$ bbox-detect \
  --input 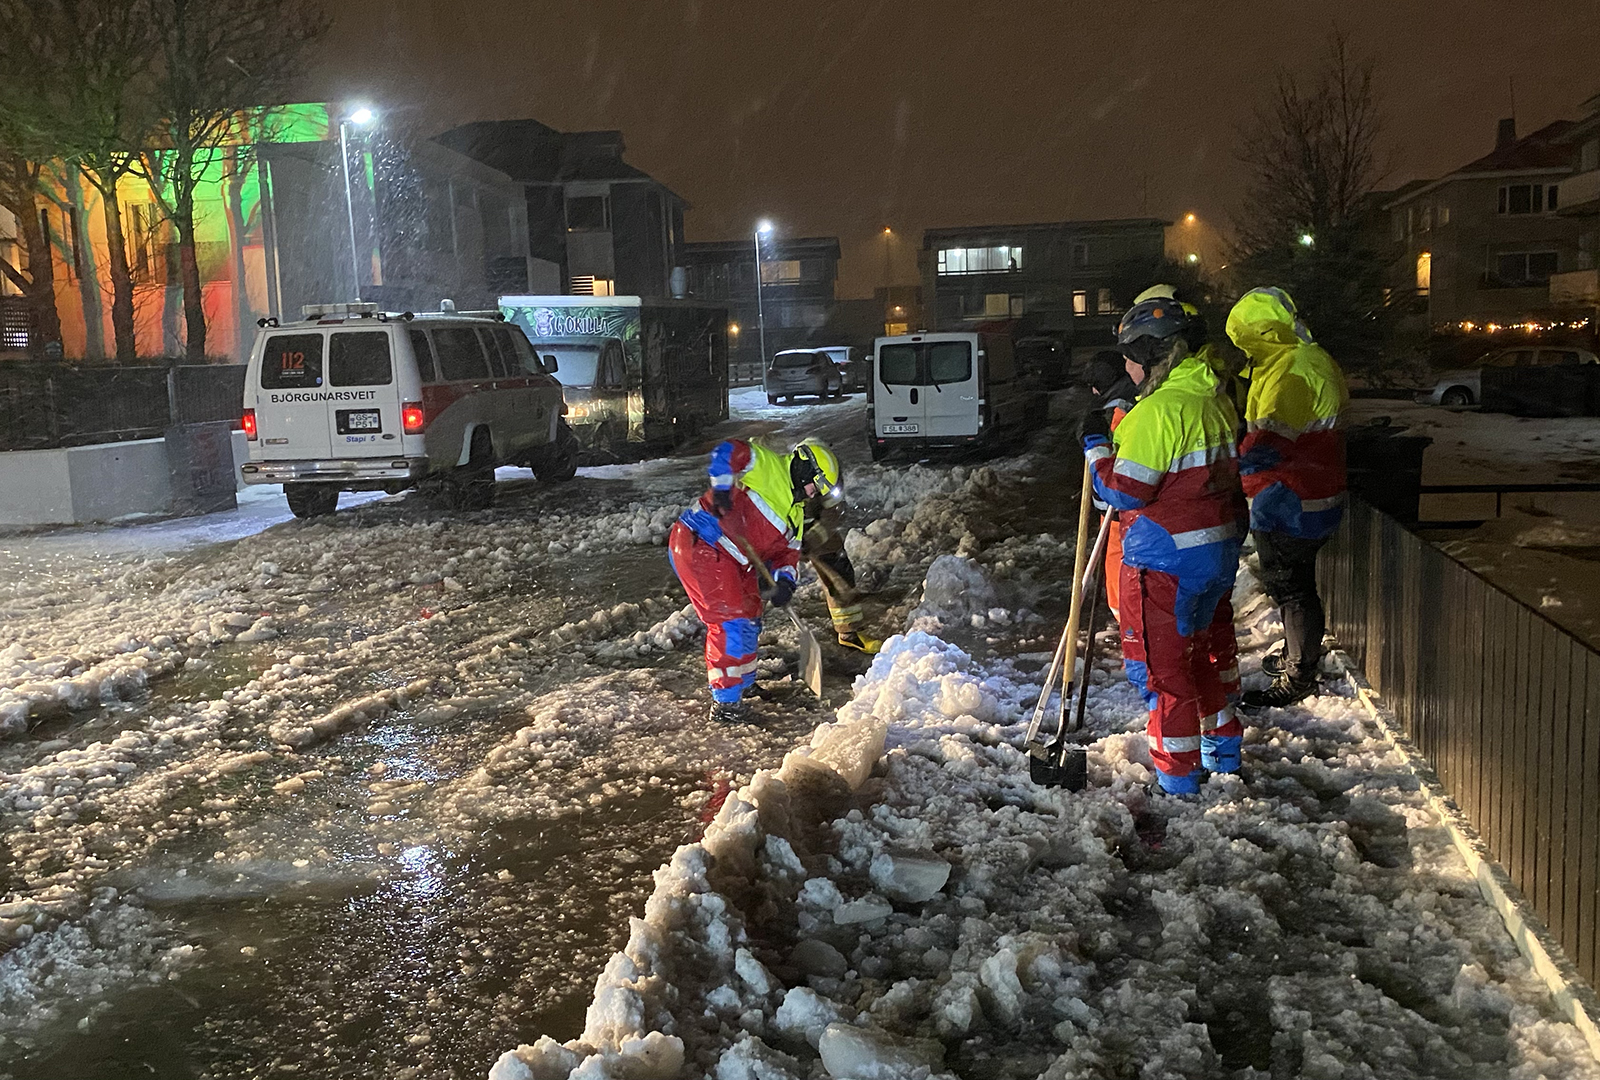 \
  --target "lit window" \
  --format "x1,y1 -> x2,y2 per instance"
1072,290 -> 1088,317
592,277 -> 616,296
936,246 -> 1023,275
1416,252 -> 1431,295
759,260 -> 801,284
1097,288 -> 1114,315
